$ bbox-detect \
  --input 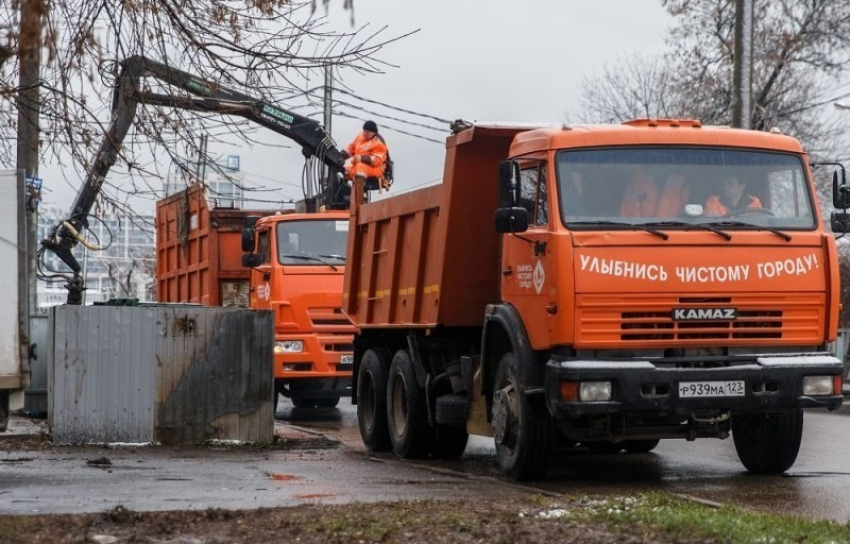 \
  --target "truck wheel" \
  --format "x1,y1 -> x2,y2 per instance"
386,350 -> 430,459
430,426 -> 469,459
357,348 -> 393,452
732,409 -> 803,474
623,439 -> 660,453
492,352 -> 552,481
435,394 -> 469,428
314,396 -> 340,408
291,396 -> 313,409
